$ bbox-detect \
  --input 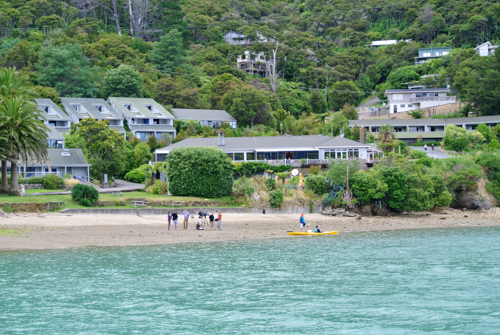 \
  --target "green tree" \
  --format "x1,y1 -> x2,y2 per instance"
168,146 -> 233,198
327,81 -> 362,111
103,65 -> 143,98
133,142 -> 154,167
386,66 -> 420,89
351,169 -> 388,205
0,98 -> 48,195
340,103 -> 358,120
36,44 -> 98,97
150,29 -> 188,72
222,86 -> 273,127
68,118 -> 126,180
309,90 -> 327,113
